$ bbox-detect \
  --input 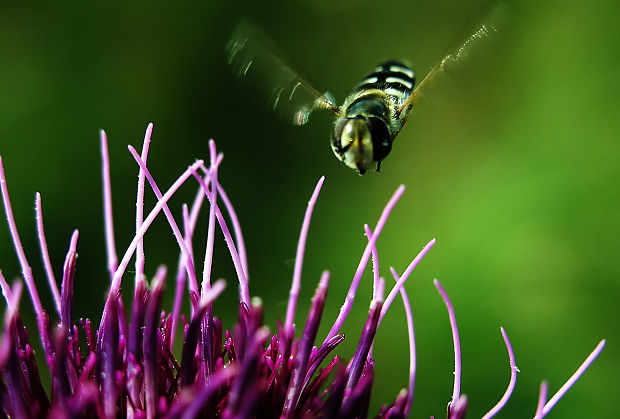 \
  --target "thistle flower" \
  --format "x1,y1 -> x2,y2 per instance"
0,124 -> 604,418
